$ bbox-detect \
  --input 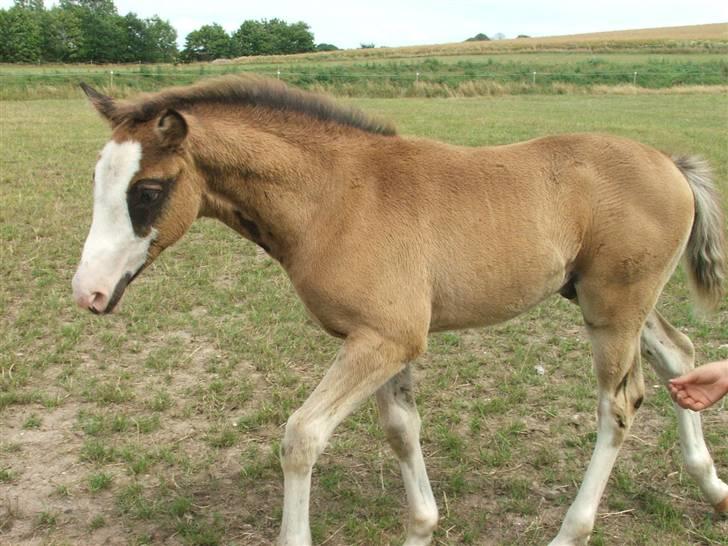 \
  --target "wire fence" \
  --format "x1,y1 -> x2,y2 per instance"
1,69 -> 725,83
1,67 -> 726,99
